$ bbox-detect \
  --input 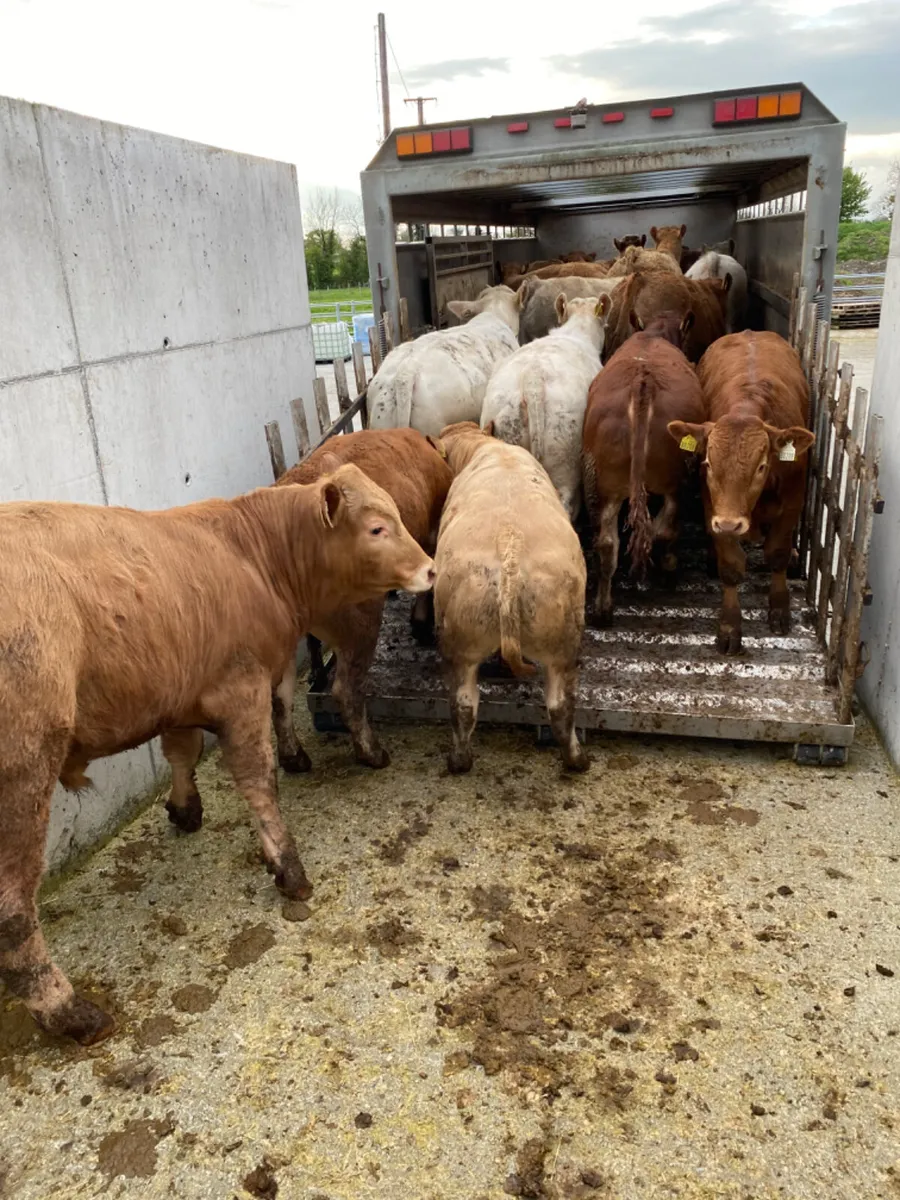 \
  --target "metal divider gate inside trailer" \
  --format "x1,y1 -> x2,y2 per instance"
303,283 -> 882,763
